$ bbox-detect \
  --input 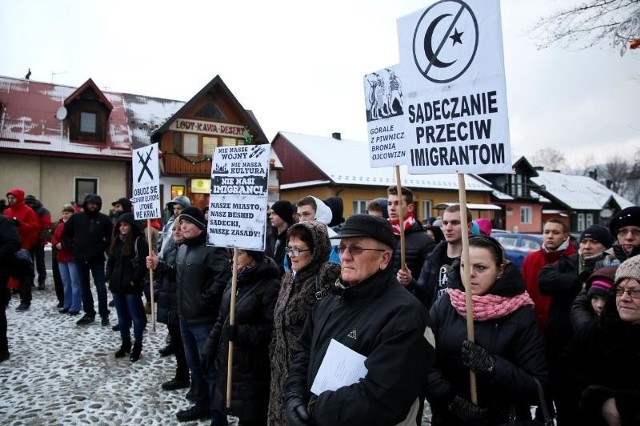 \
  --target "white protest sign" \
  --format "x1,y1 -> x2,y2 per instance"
208,144 -> 270,250
396,0 -> 511,174
363,65 -> 408,167
132,143 -> 161,220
